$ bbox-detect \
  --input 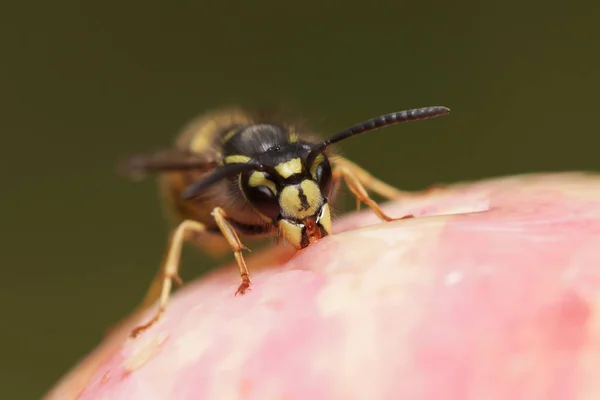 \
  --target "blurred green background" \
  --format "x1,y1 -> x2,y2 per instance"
1,1 -> 598,398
